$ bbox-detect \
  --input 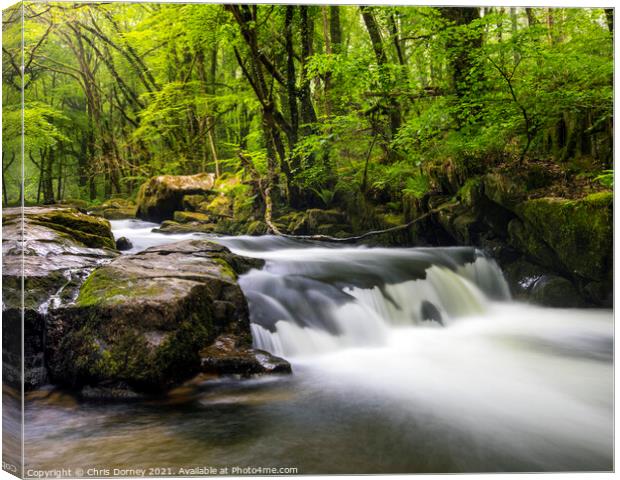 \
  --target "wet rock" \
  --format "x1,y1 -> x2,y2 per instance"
115,236 -> 133,251
103,207 -> 136,220
174,210 -> 212,224
80,382 -> 145,401
48,240 -> 271,393
483,173 -> 526,211
514,193 -> 612,283
2,207 -> 118,389
420,301 -> 443,326
90,198 -> 136,219
529,275 -> 583,308
200,335 -> 291,376
153,220 -> 218,234
136,173 -> 216,222
285,208 -> 348,235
